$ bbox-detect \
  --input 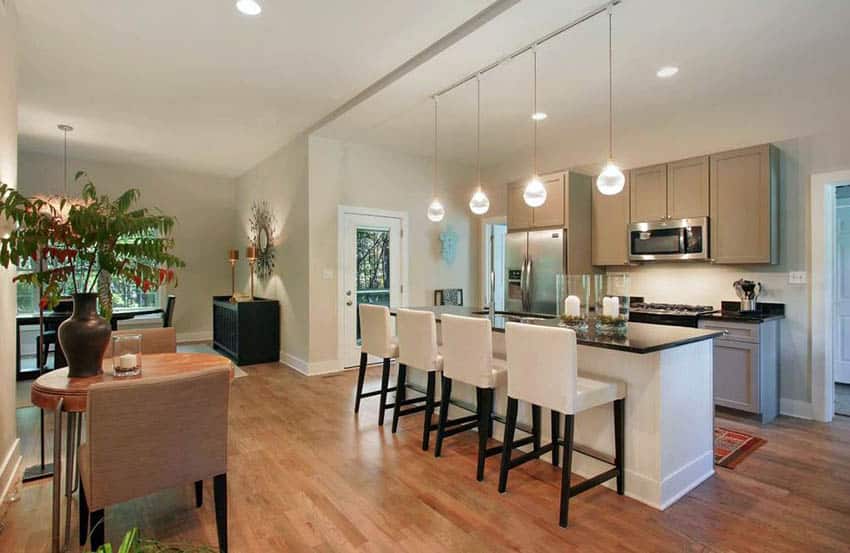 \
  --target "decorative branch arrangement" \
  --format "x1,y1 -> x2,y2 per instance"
0,172 -> 185,315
